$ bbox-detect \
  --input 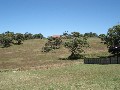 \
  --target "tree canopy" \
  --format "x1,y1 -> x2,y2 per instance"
105,25 -> 120,55
64,34 -> 89,59
0,31 -> 44,48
